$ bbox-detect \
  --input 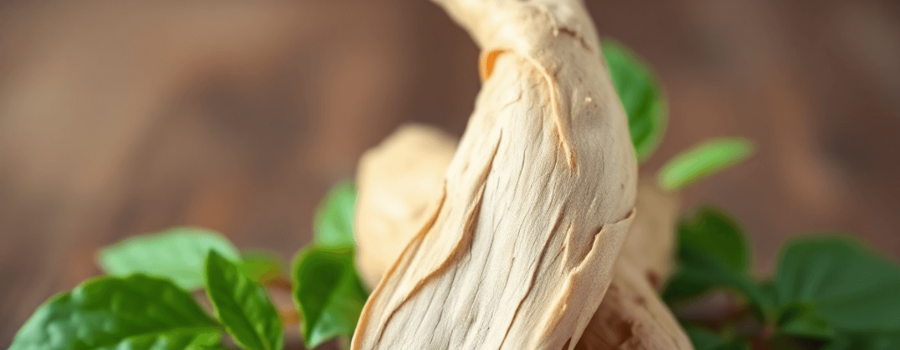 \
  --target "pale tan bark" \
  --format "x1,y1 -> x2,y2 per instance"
575,181 -> 691,349
351,0 -> 637,347
355,125 -> 457,288
355,125 -> 690,349
355,124 -> 690,349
